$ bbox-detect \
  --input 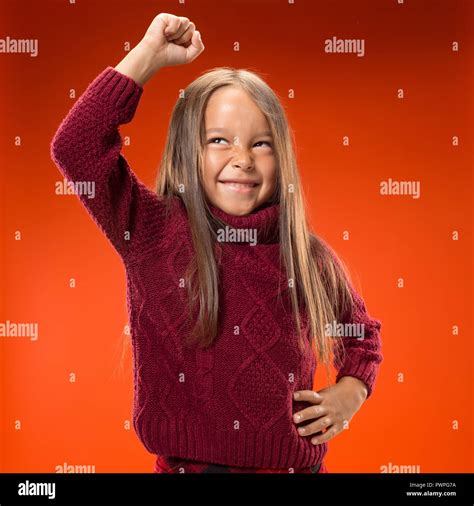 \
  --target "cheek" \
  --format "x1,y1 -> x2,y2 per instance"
202,152 -> 215,180
201,152 -> 224,200
259,157 -> 277,185
256,149 -> 276,165
202,150 -> 224,179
